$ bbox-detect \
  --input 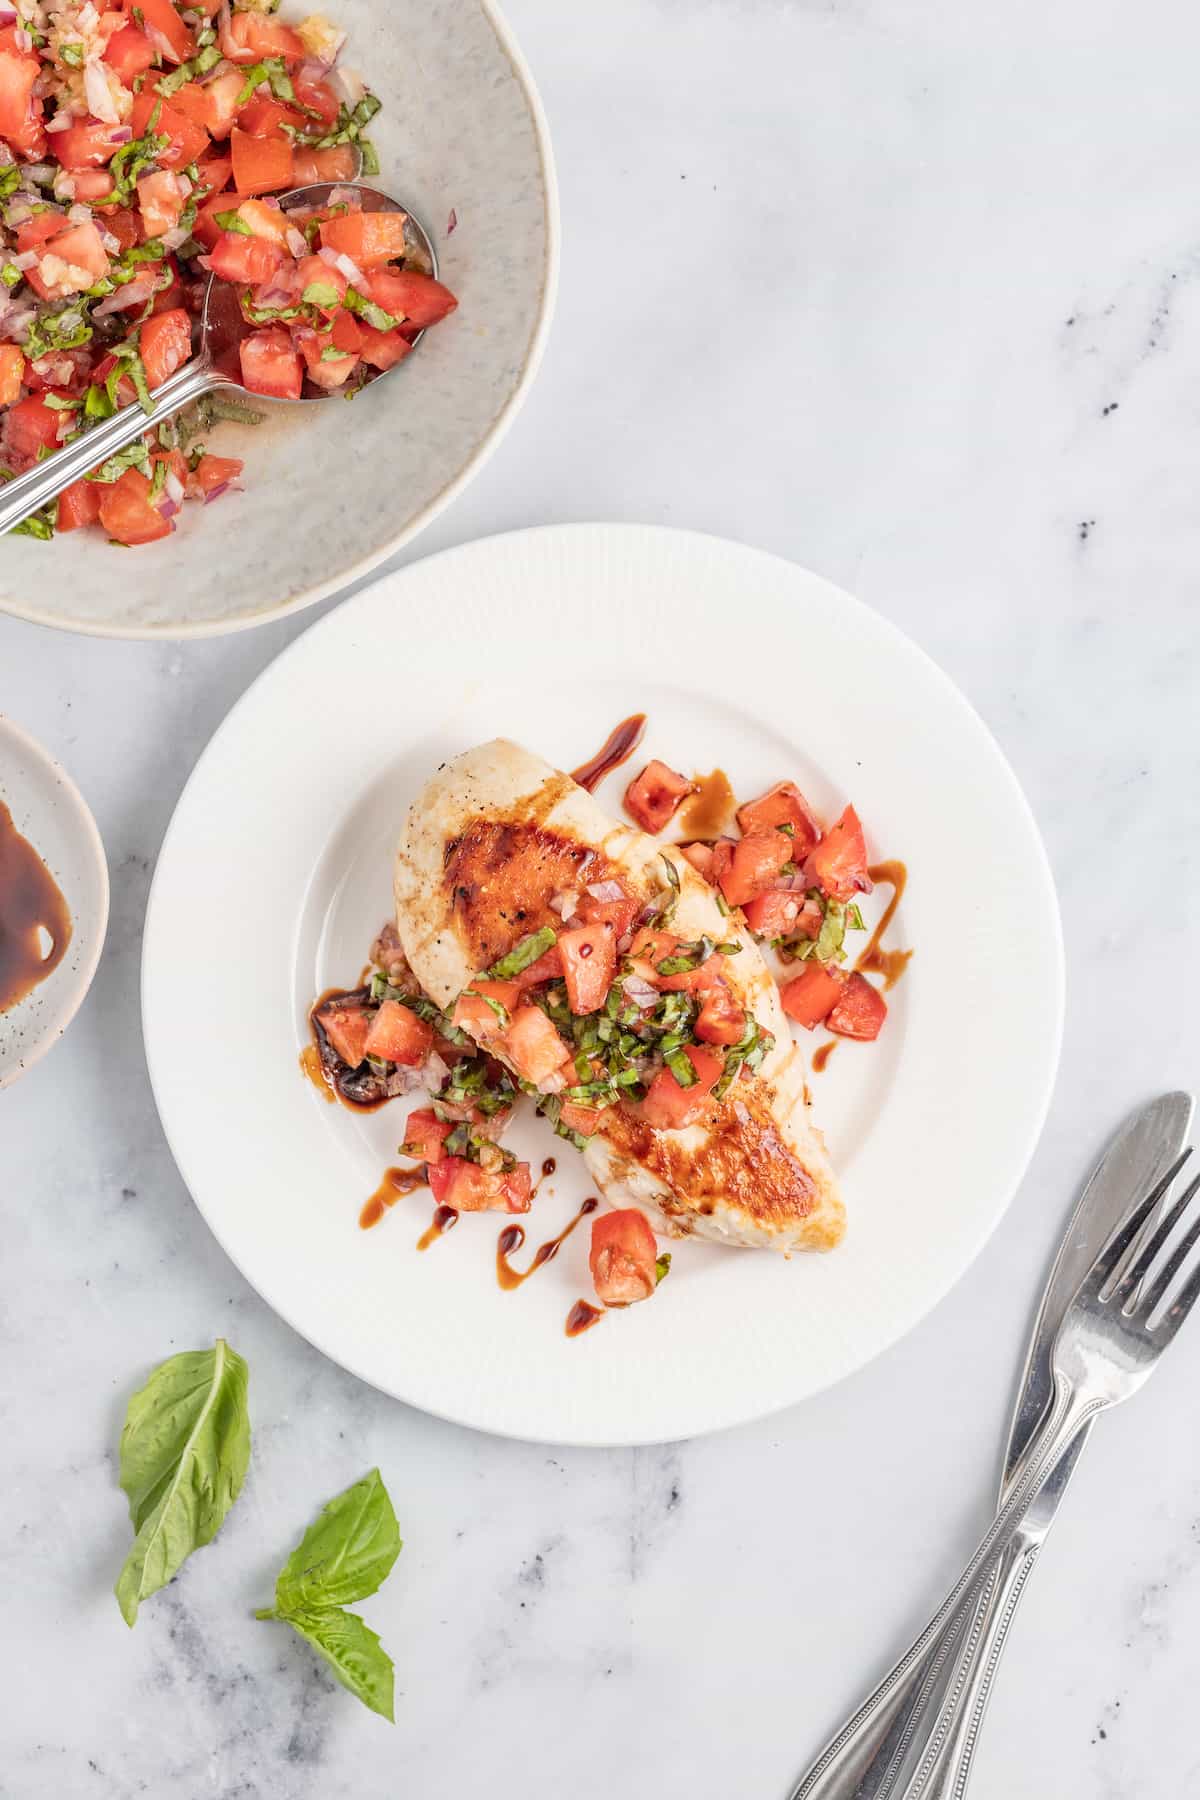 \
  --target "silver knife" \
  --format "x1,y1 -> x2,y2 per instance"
792,1090 -> 1195,1800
